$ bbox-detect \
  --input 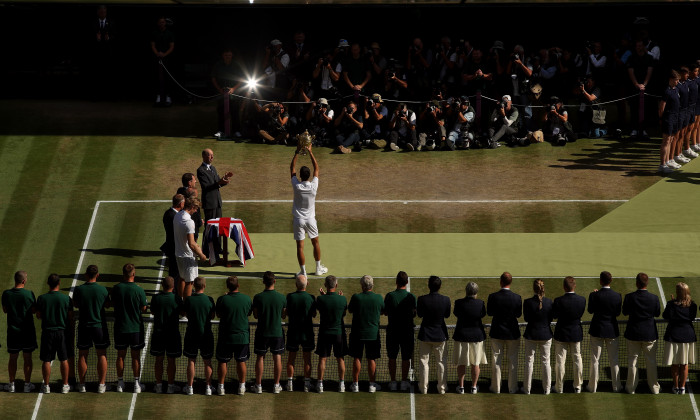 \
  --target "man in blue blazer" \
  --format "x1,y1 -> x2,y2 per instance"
416,276 -> 451,394
586,271 -> 622,393
487,272 -> 521,394
622,272 -> 661,394
552,276 -> 586,393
